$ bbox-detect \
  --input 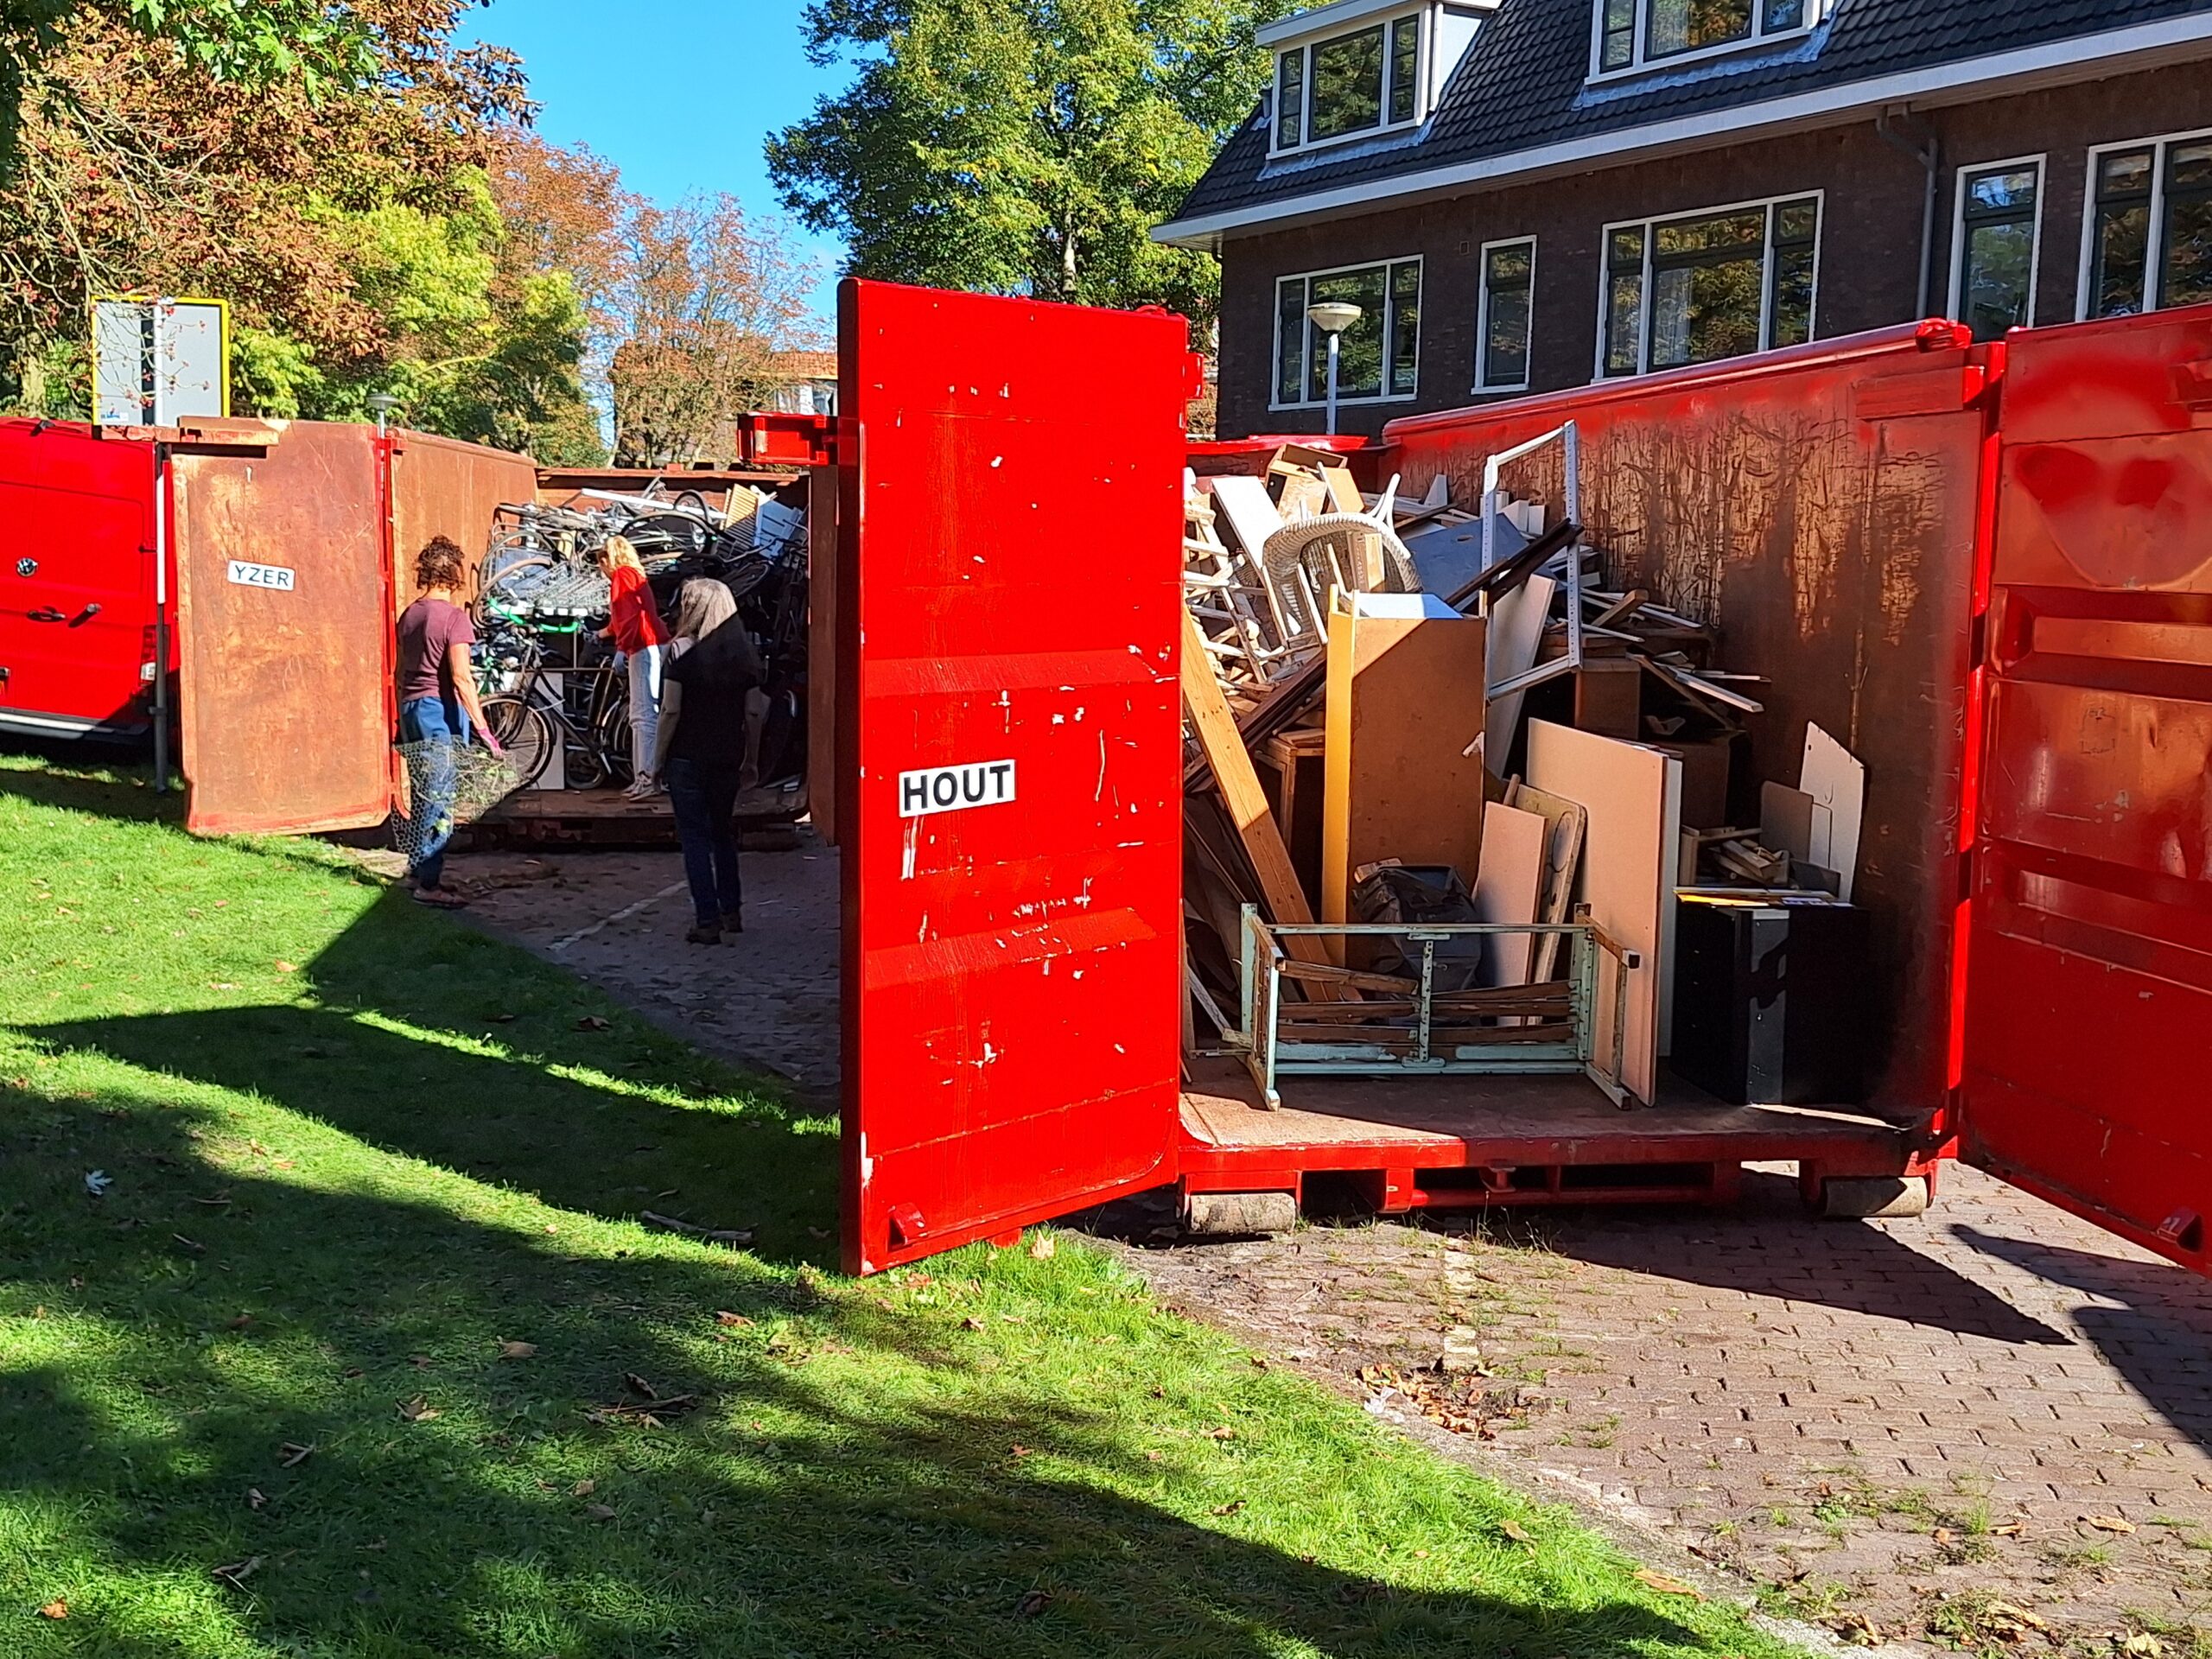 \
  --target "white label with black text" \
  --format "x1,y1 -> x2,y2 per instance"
899,759 -> 1016,818
226,560 -> 296,592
